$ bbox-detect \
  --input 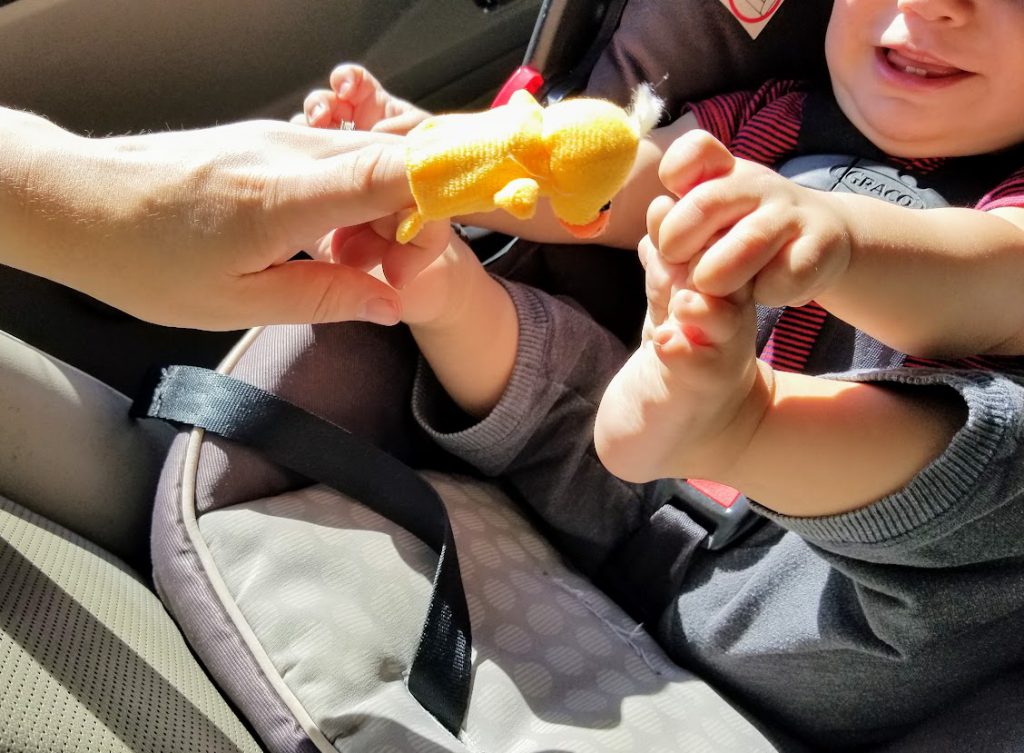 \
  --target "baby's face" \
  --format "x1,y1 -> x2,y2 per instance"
826,0 -> 1024,157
